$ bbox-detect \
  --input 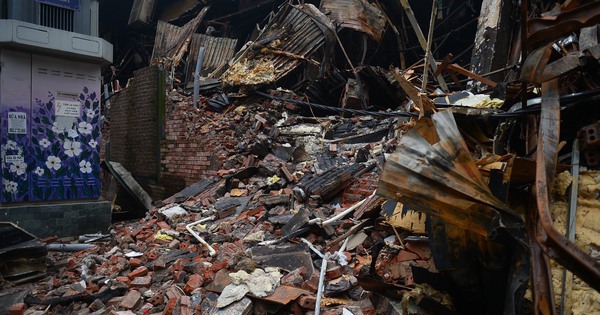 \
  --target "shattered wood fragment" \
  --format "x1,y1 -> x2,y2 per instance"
391,68 -> 435,116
